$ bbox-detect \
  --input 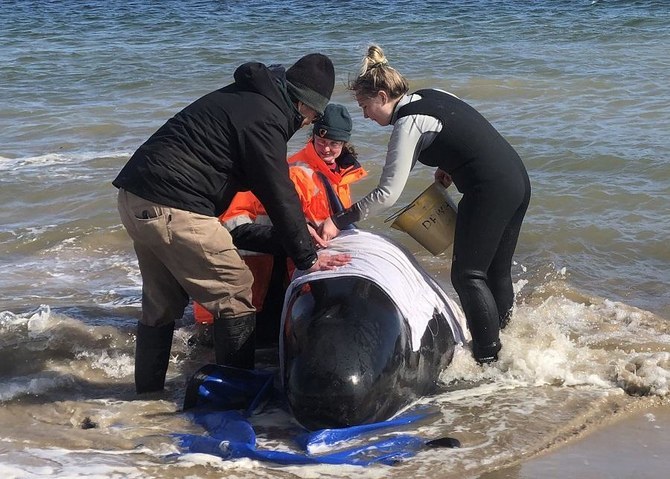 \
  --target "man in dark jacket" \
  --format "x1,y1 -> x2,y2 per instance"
113,53 -> 350,394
